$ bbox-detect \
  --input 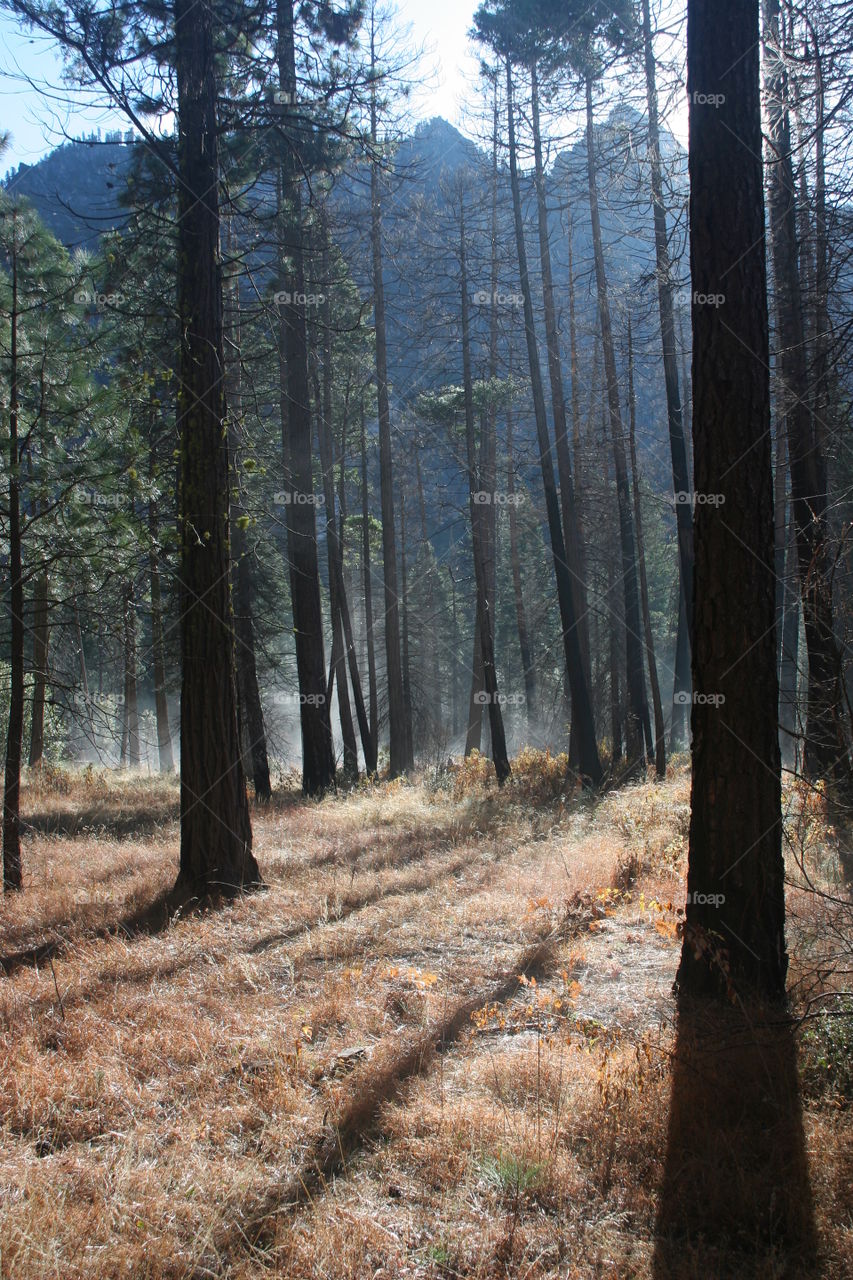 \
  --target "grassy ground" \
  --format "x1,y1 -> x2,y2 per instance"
0,755 -> 851,1279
